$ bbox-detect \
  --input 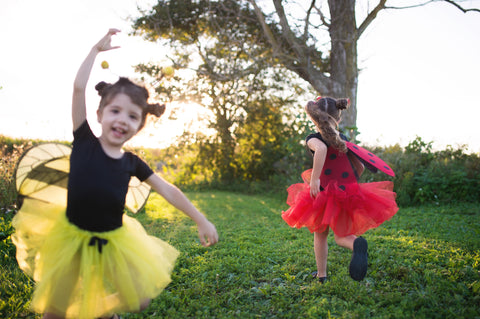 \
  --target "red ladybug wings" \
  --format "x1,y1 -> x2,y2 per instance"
345,141 -> 395,177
